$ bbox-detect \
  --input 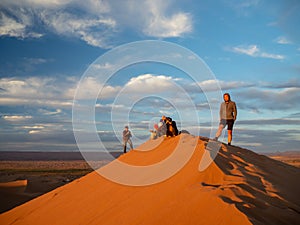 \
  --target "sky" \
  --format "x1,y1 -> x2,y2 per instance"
0,0 -> 299,153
